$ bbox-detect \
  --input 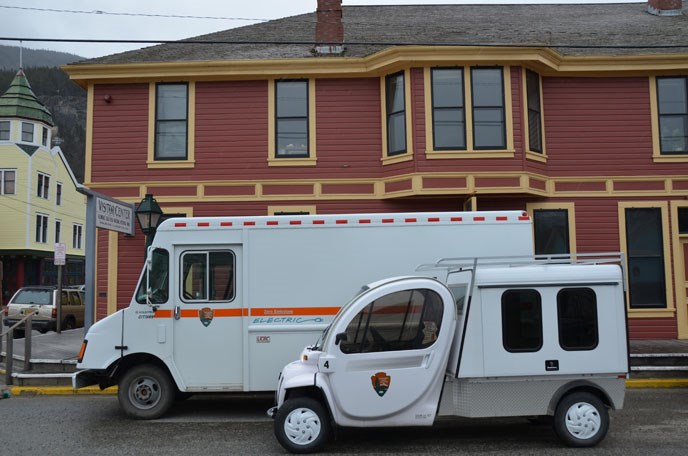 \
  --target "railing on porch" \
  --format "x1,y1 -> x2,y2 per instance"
0,311 -> 37,385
